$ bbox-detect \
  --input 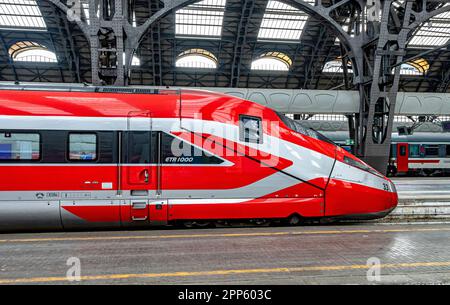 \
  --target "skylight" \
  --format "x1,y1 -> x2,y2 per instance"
322,60 -> 353,73
80,1 -> 101,25
82,2 -> 90,24
175,0 -> 226,38
408,11 -> 450,48
9,41 -> 57,63
322,58 -> 429,75
176,48 -> 218,69
131,56 -> 140,66
335,18 -> 356,45
14,49 -> 57,63
396,64 -> 422,75
122,53 -> 141,66
257,0 -> 315,41
0,0 -> 46,30
393,58 -> 429,76
251,52 -> 292,71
